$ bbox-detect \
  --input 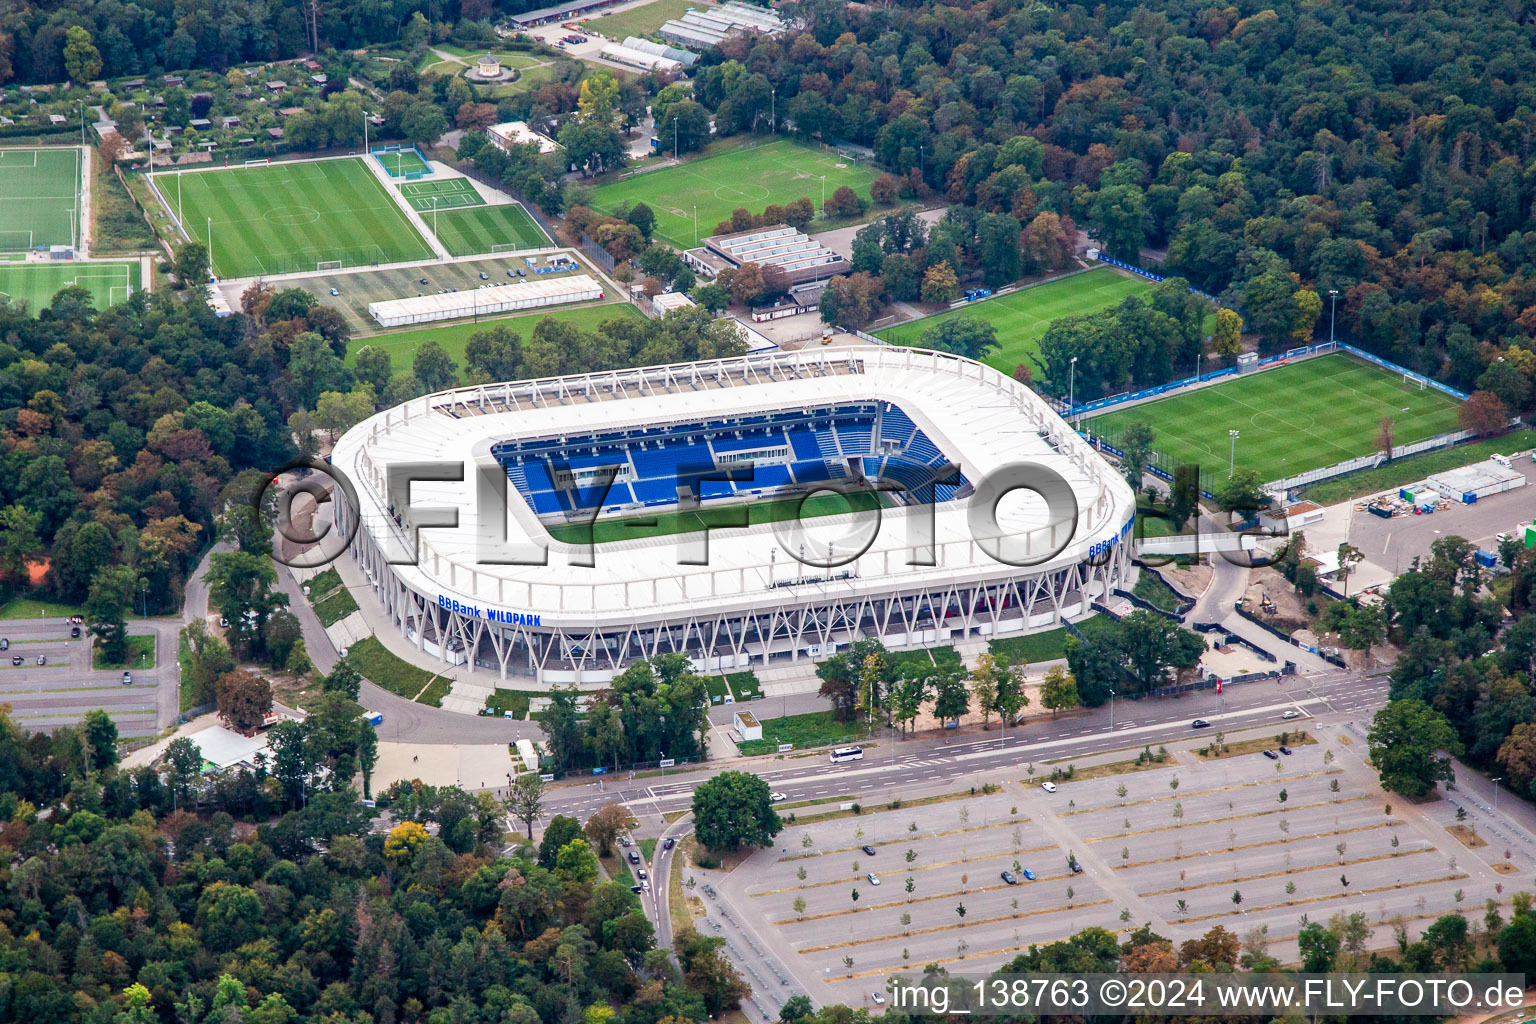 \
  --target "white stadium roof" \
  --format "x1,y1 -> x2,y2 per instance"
331,347 -> 1135,633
